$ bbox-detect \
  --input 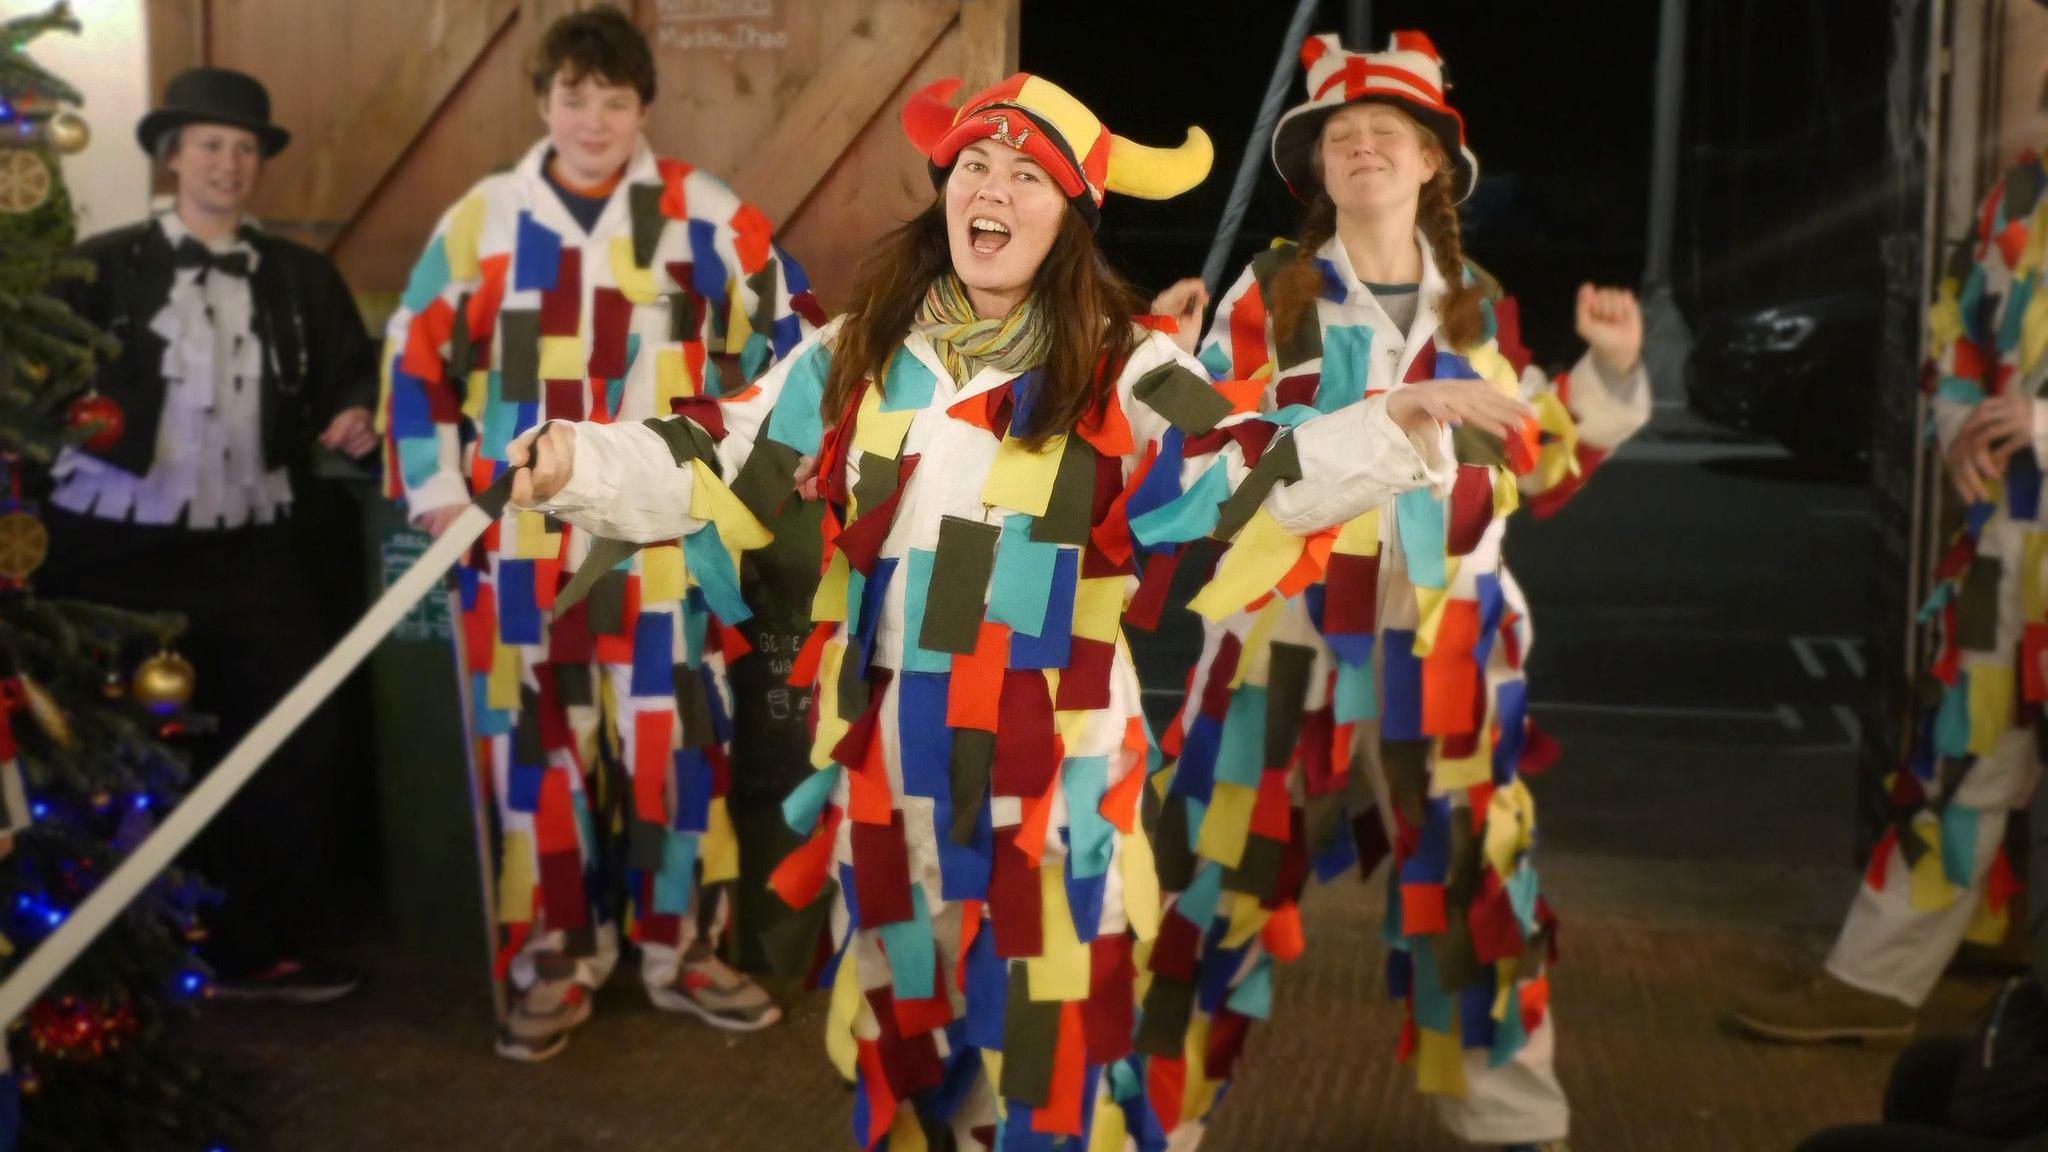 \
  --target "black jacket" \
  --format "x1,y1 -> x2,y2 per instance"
50,220 -> 377,477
